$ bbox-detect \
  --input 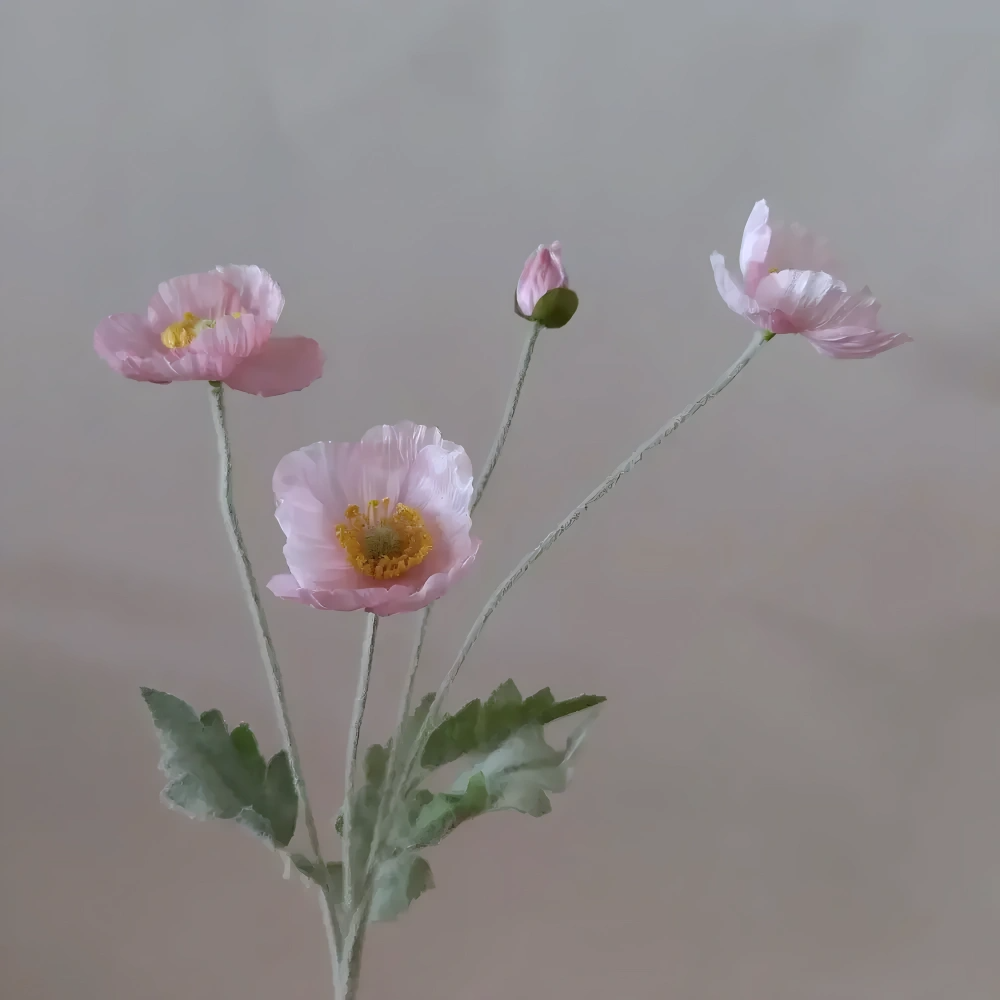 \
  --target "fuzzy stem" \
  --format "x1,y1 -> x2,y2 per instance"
342,611 -> 379,914
207,382 -> 342,983
337,893 -> 372,1000
400,330 -> 769,781
388,321 -> 543,736
471,321 -> 542,513
388,321 -> 543,764
364,320 -> 545,877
